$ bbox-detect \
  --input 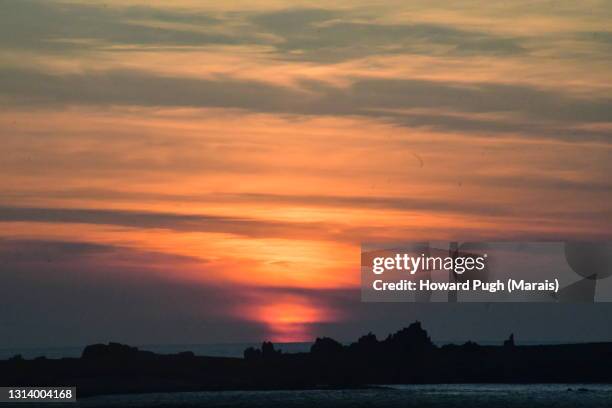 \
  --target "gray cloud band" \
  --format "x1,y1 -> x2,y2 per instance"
1,68 -> 610,142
